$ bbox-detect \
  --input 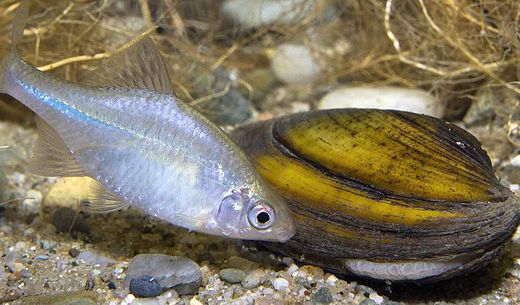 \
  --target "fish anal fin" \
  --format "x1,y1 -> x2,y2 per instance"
28,117 -> 87,177
81,36 -> 173,94
81,180 -> 129,214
